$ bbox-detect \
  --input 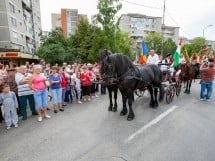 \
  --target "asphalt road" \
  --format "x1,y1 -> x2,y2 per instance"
0,81 -> 215,161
